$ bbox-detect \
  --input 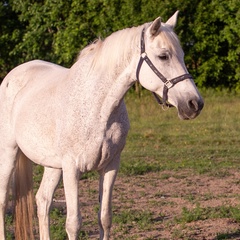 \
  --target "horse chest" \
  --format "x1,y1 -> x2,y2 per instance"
75,112 -> 130,172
